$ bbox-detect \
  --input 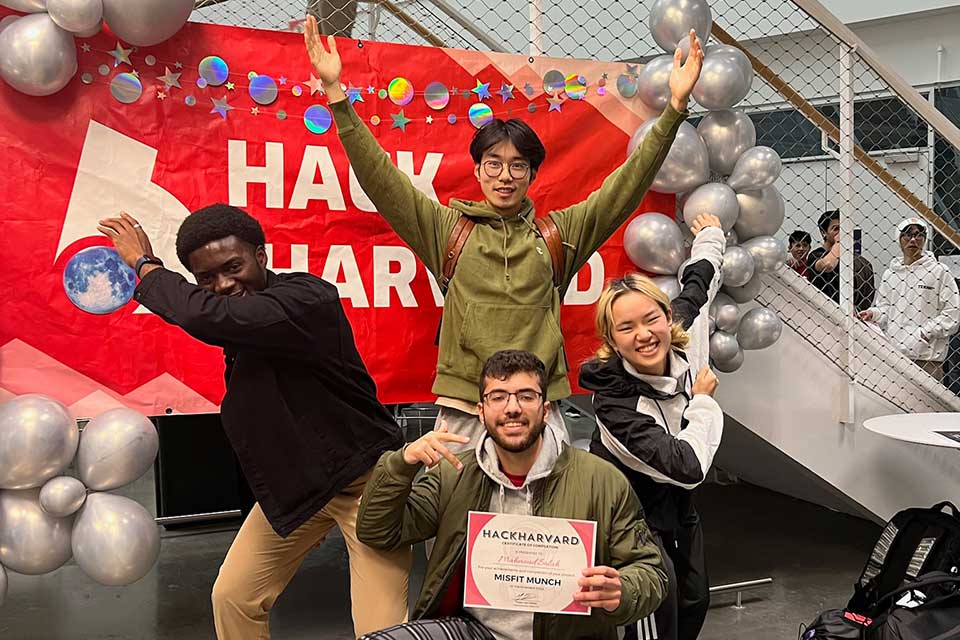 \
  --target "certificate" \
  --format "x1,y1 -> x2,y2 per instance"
463,511 -> 597,615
